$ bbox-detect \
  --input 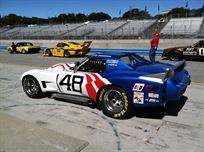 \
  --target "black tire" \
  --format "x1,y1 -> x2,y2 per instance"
8,48 -> 14,54
99,86 -> 133,119
44,49 -> 52,56
21,49 -> 26,54
64,50 -> 70,58
169,51 -> 182,61
22,75 -> 44,98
